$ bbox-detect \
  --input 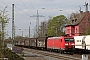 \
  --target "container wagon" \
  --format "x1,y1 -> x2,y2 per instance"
74,35 -> 90,54
74,35 -> 90,50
